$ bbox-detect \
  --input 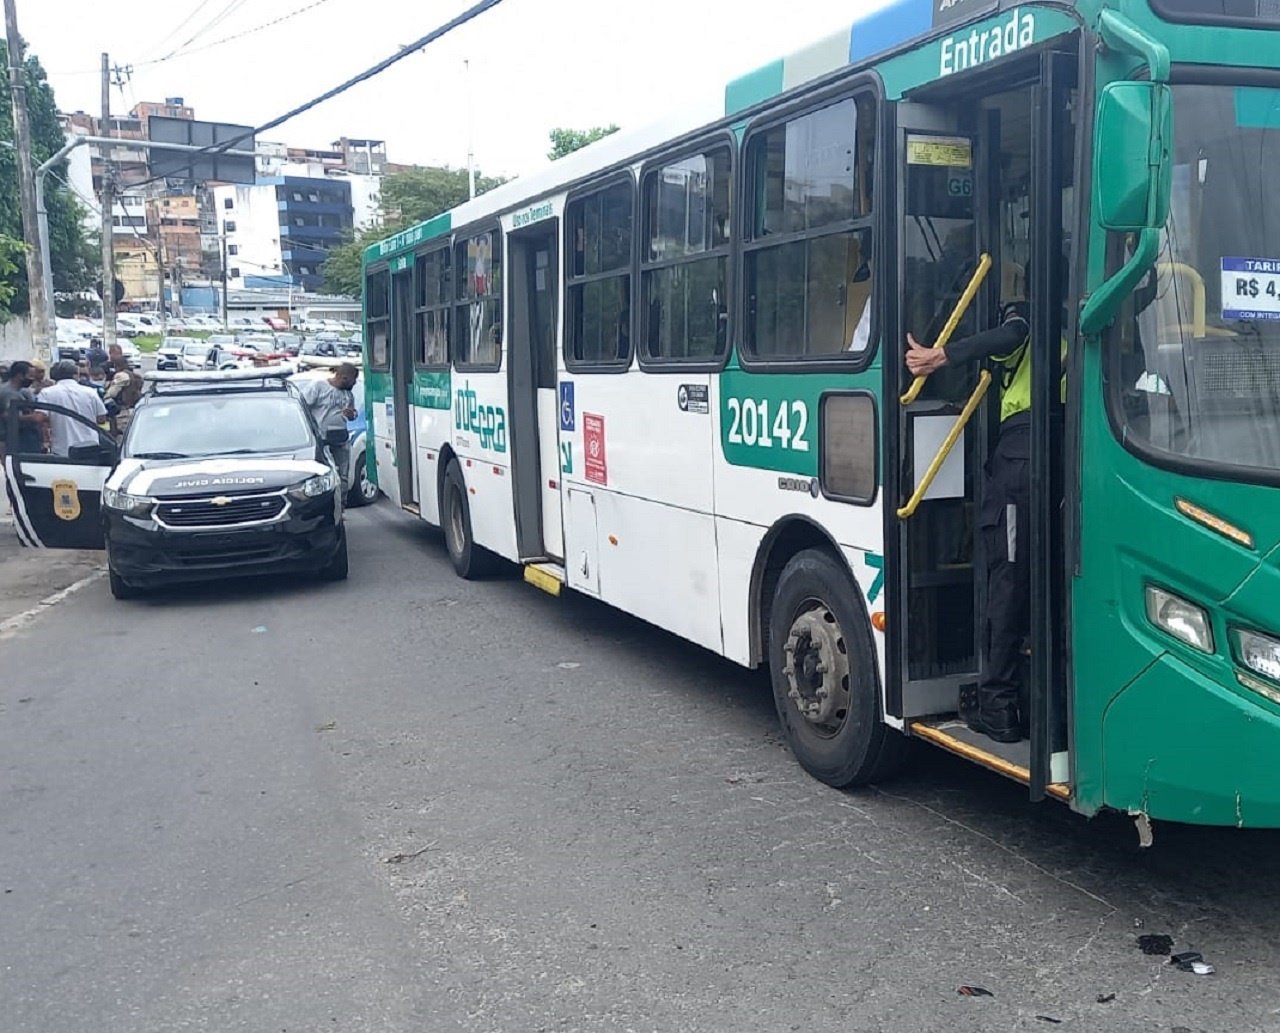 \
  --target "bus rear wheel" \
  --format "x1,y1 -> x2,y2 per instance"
441,460 -> 496,580
768,548 -> 905,787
